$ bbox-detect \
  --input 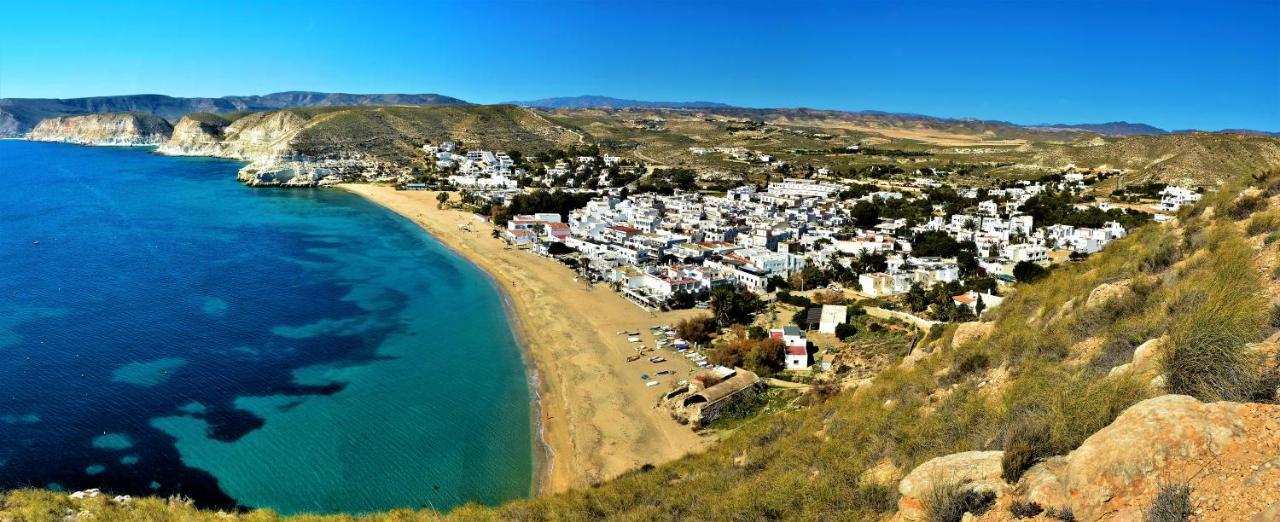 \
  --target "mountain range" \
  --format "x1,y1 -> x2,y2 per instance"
507,95 -> 733,110
3,91 -> 1274,138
